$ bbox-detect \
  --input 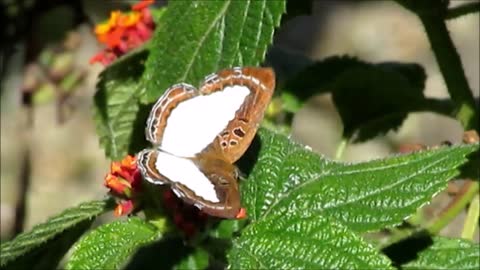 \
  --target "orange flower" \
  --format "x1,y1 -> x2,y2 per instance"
121,155 -> 137,169
104,155 -> 142,216
118,12 -> 141,27
104,173 -> 131,195
236,208 -> 247,219
90,0 -> 155,66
